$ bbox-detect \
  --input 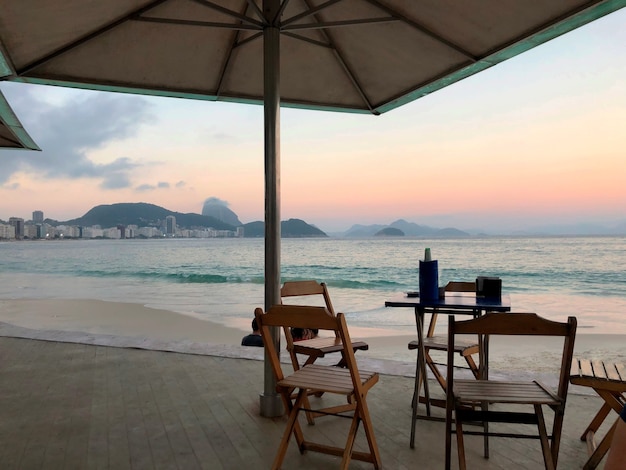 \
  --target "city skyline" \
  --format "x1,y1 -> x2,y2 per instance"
2,201 -> 624,237
0,9 -> 624,234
